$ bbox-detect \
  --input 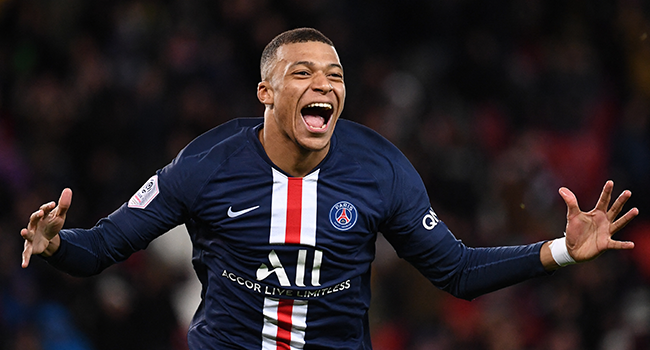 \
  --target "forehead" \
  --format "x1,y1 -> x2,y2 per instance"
274,41 -> 342,69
